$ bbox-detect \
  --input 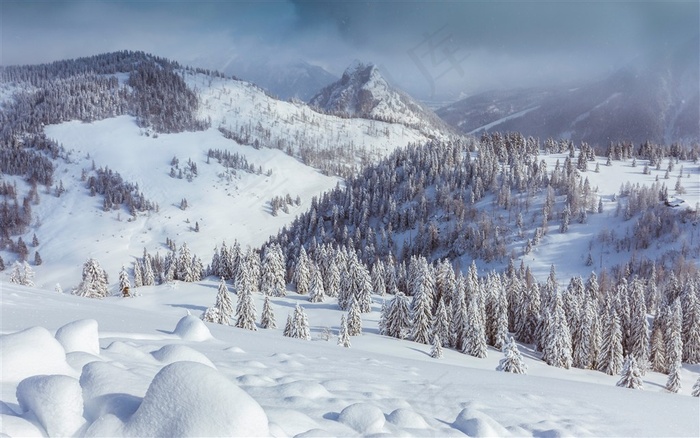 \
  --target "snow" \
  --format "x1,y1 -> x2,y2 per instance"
173,312 -> 213,341
0,326 -> 75,384
16,374 -> 86,437
54,319 -> 100,355
1,283 -> 698,437
122,361 -> 269,437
